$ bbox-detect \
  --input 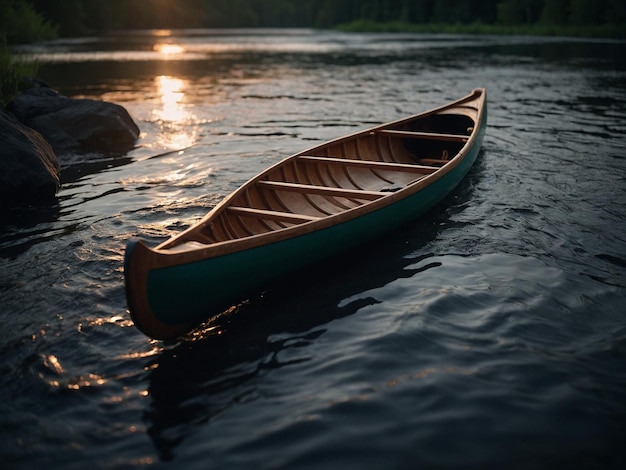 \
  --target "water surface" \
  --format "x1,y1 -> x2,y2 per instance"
2,30 -> 626,469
